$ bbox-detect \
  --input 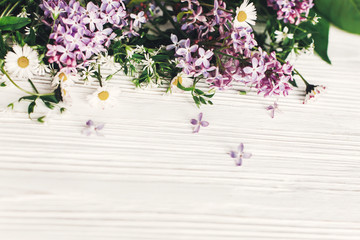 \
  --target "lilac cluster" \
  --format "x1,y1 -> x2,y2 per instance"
168,36 -> 216,78
41,0 -> 129,73
168,1 -> 293,97
180,0 -> 233,39
235,49 -> 293,96
267,0 -> 314,25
